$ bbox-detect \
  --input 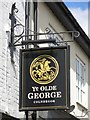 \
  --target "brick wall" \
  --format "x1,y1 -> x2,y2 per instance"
0,1 -> 25,118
